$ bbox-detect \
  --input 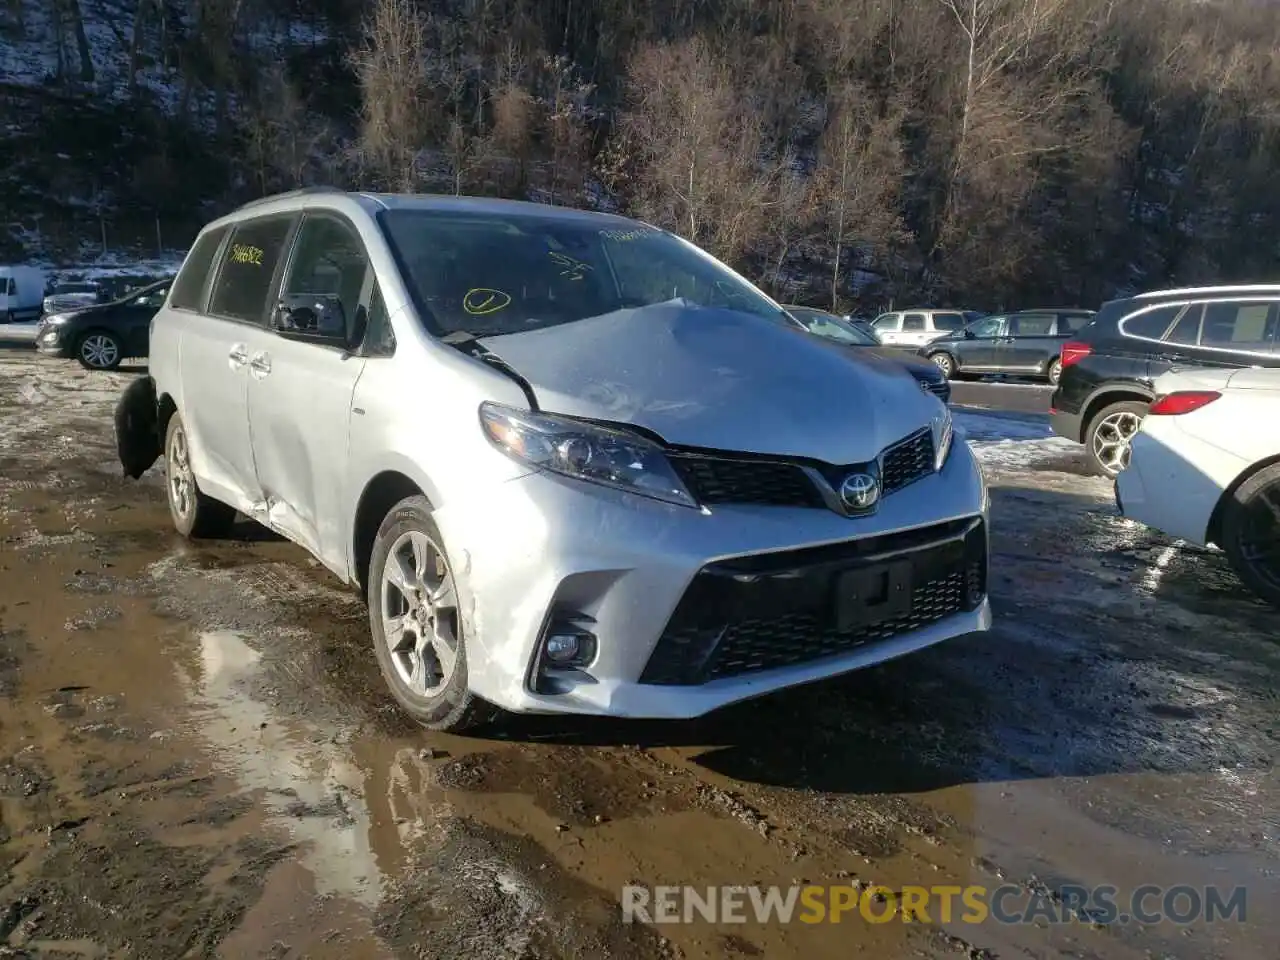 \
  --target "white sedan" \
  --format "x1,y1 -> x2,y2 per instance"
1116,366 -> 1280,607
